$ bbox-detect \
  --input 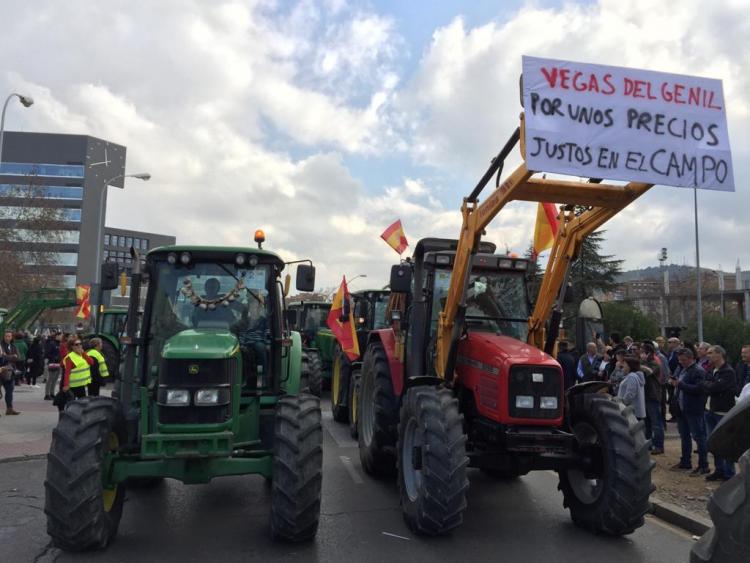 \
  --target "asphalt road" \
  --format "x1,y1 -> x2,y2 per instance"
0,399 -> 694,563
